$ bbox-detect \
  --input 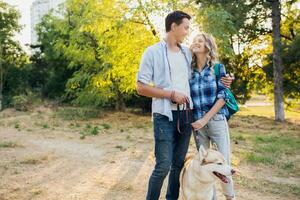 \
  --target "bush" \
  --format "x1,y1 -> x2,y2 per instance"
11,95 -> 30,111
